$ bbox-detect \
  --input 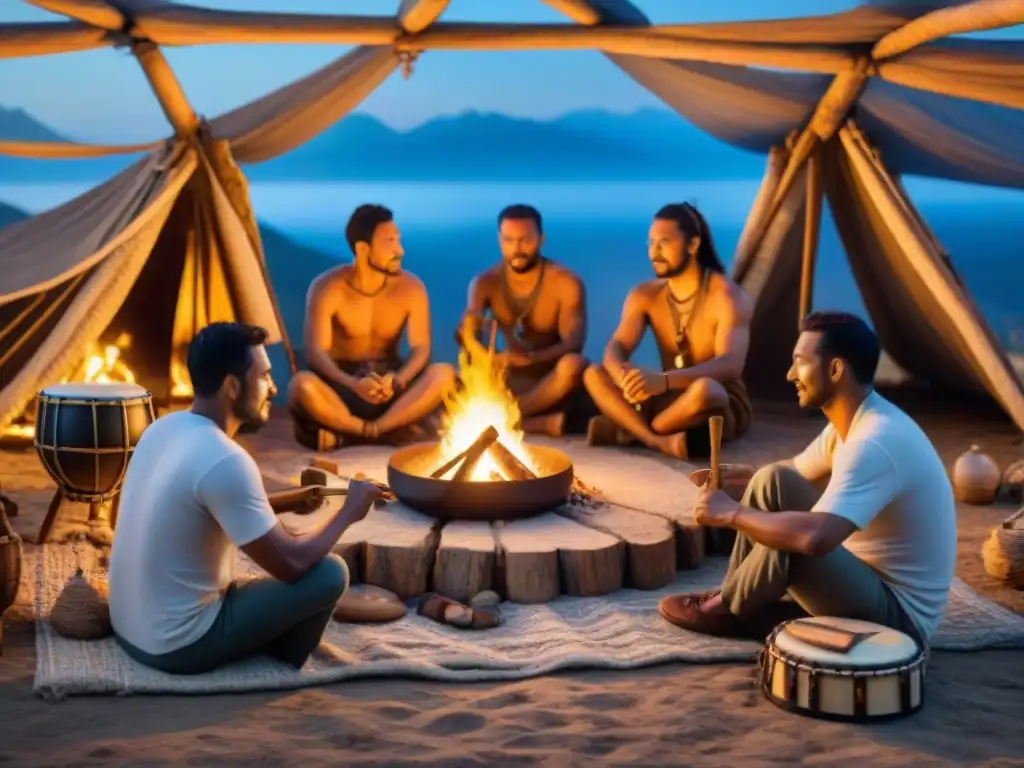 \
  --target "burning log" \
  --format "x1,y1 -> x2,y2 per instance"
451,425 -> 499,482
431,425 -> 498,480
488,439 -> 537,481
